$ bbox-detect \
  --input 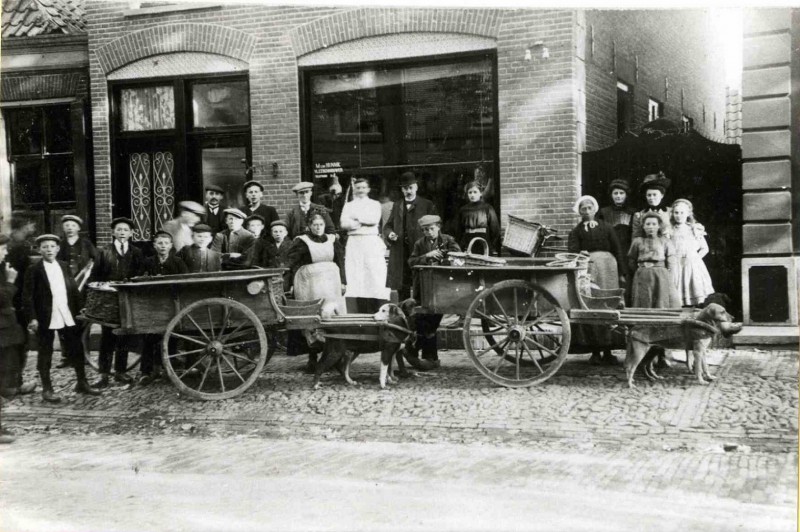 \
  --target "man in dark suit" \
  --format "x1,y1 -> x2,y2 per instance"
202,184 -> 227,235
23,234 -> 101,402
382,172 -> 437,300
88,217 -> 145,387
